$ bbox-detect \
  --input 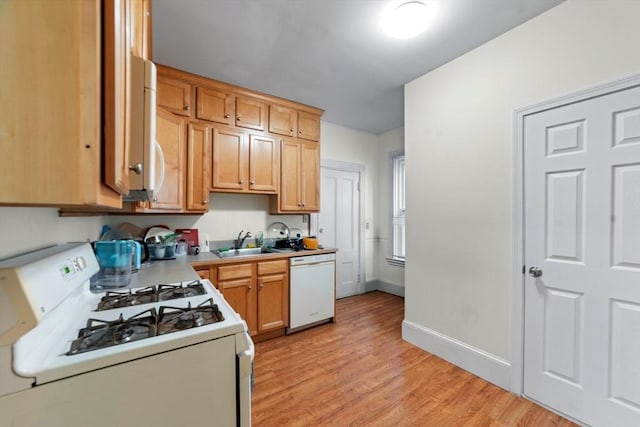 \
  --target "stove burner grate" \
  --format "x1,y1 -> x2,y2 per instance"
157,298 -> 224,335
157,281 -> 206,302
68,309 -> 157,355
96,281 -> 206,311
69,297 -> 225,355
